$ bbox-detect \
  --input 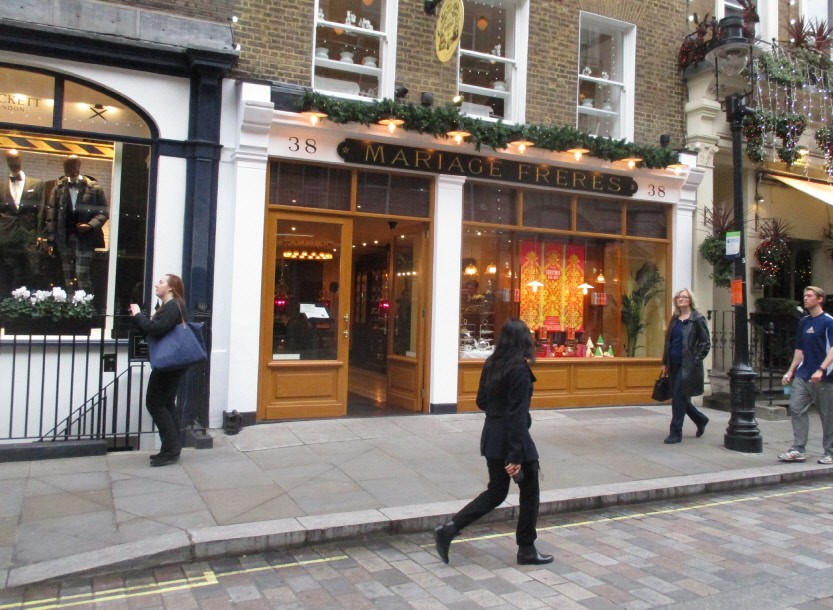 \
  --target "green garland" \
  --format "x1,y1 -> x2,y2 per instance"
298,91 -> 678,169
759,49 -> 831,88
